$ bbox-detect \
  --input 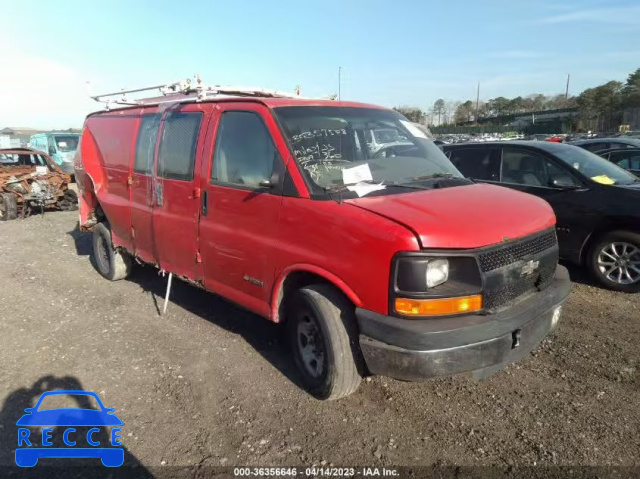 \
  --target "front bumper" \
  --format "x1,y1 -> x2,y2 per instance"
356,265 -> 571,381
